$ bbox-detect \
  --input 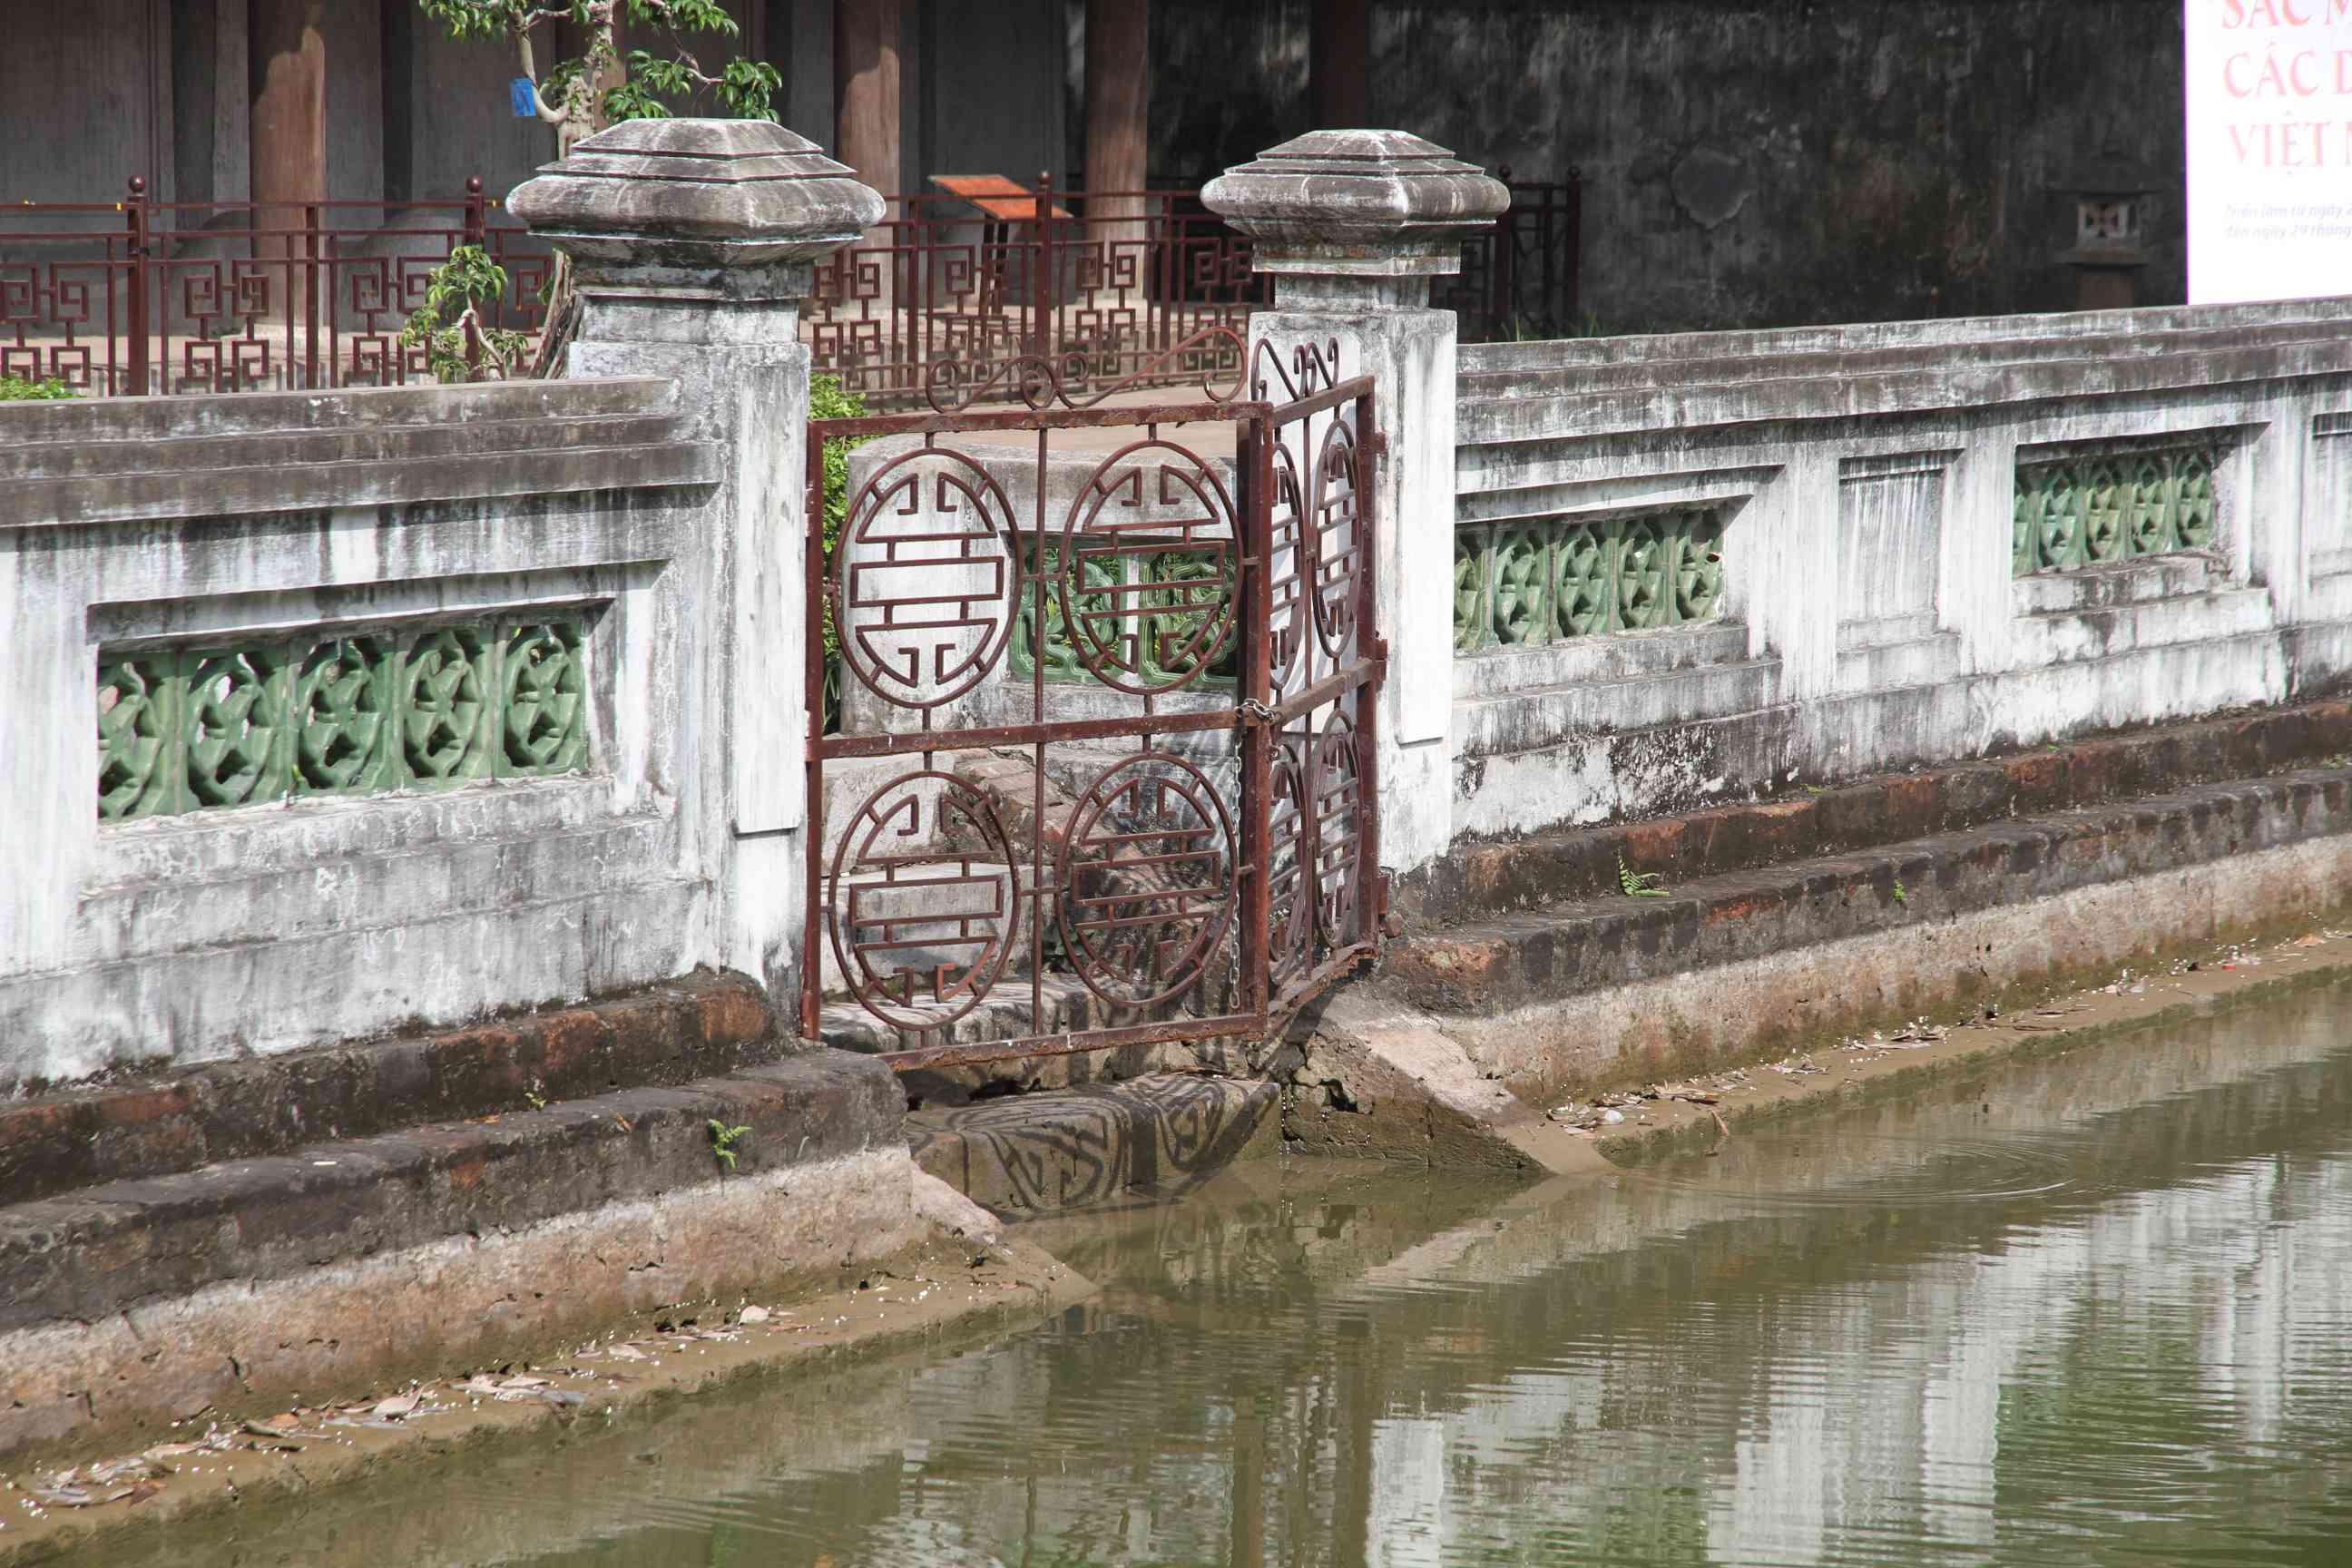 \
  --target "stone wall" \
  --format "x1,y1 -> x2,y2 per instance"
0,377 -> 734,1089
1143,0 -> 2187,332
1448,294 -> 2352,841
